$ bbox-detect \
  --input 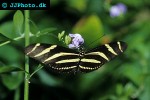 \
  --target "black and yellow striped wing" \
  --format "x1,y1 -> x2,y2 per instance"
79,41 -> 127,72
25,41 -> 127,73
25,43 -> 80,73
